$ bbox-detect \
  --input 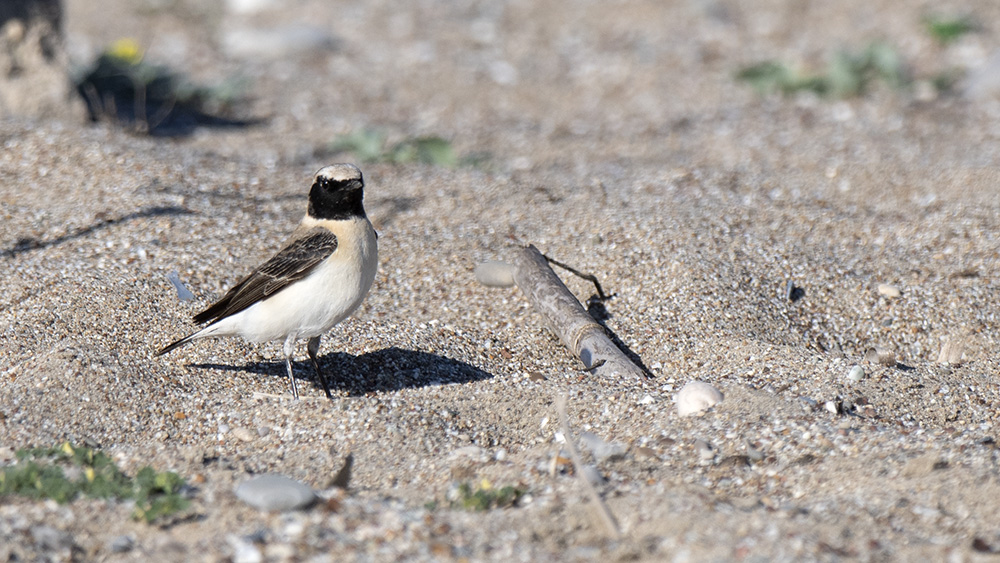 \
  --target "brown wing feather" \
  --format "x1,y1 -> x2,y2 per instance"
192,227 -> 338,325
